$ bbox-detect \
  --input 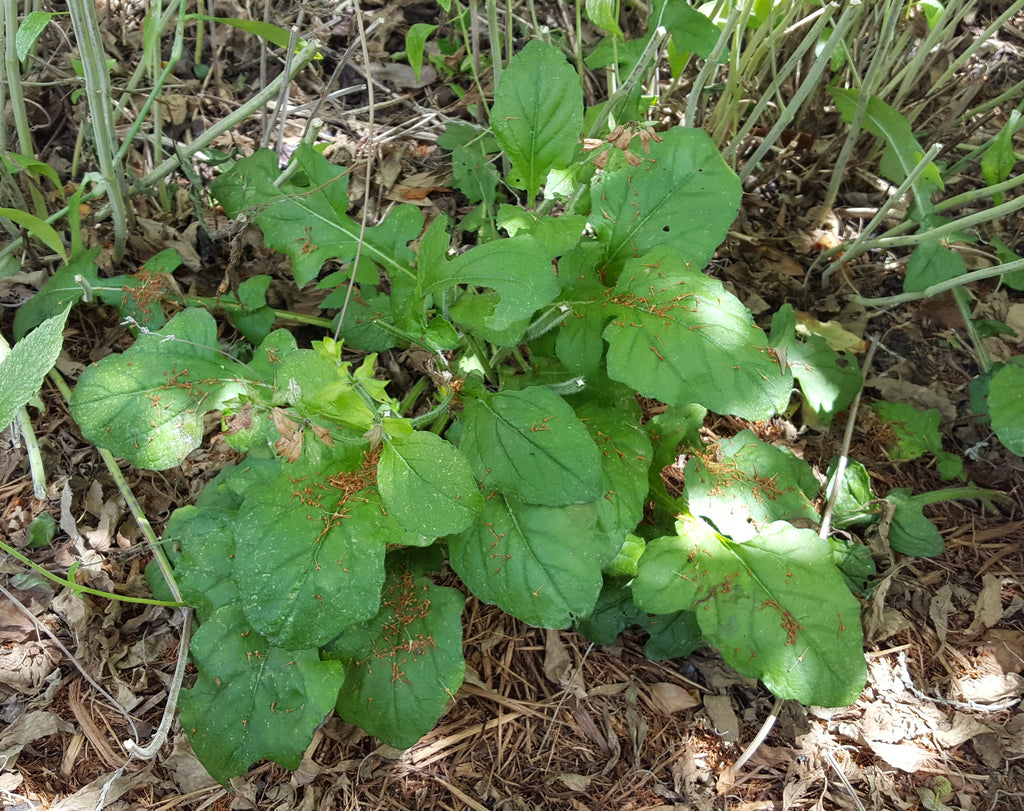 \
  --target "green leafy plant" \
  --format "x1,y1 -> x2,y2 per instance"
45,37 -> 955,785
